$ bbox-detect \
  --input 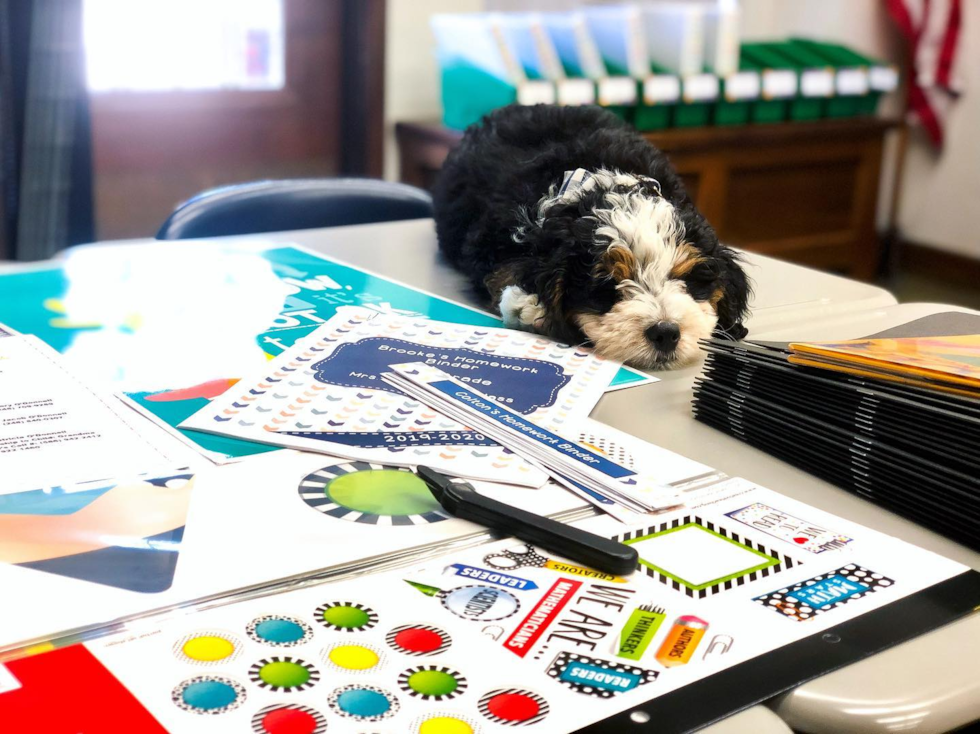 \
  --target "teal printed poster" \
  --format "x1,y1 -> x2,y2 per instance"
0,244 -> 647,458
